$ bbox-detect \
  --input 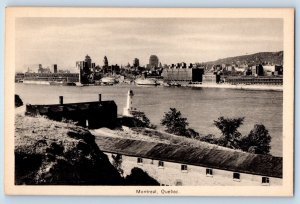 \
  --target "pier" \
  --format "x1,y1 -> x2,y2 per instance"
225,76 -> 283,85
